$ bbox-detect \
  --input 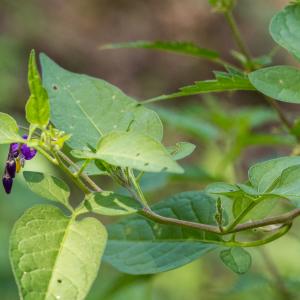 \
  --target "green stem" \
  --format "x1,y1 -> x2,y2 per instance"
224,10 -> 253,68
57,151 -> 103,192
127,168 -> 150,208
225,196 -> 258,233
74,159 -> 91,178
53,152 -> 91,195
